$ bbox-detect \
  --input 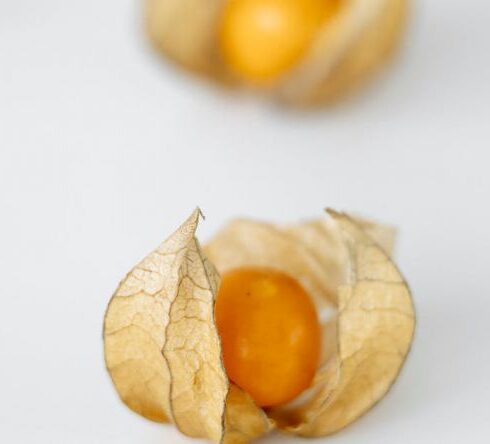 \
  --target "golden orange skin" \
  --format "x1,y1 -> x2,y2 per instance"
219,0 -> 340,83
215,267 -> 321,407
